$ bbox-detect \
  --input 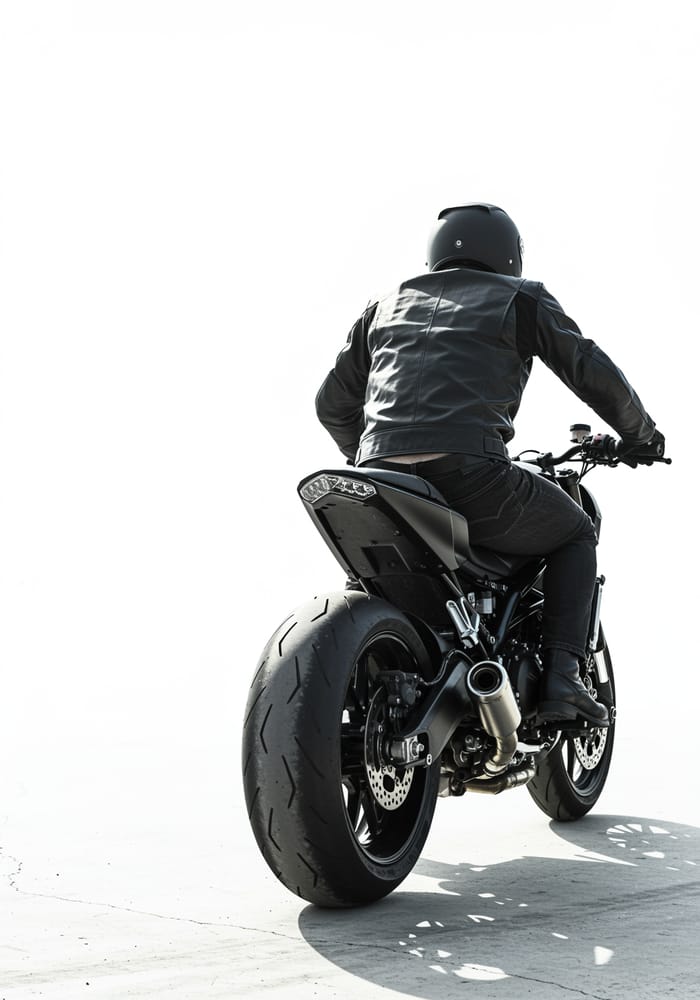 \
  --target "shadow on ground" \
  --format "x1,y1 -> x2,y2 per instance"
298,815 -> 700,999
